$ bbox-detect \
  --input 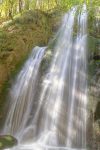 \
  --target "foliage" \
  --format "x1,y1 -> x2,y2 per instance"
0,0 -> 99,20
